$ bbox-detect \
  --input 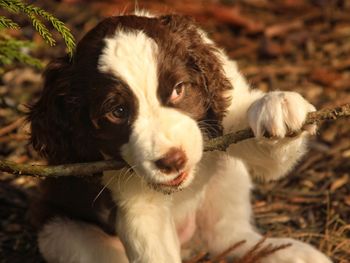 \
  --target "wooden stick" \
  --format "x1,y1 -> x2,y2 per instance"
0,103 -> 349,178
203,103 -> 350,151
0,159 -> 125,178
